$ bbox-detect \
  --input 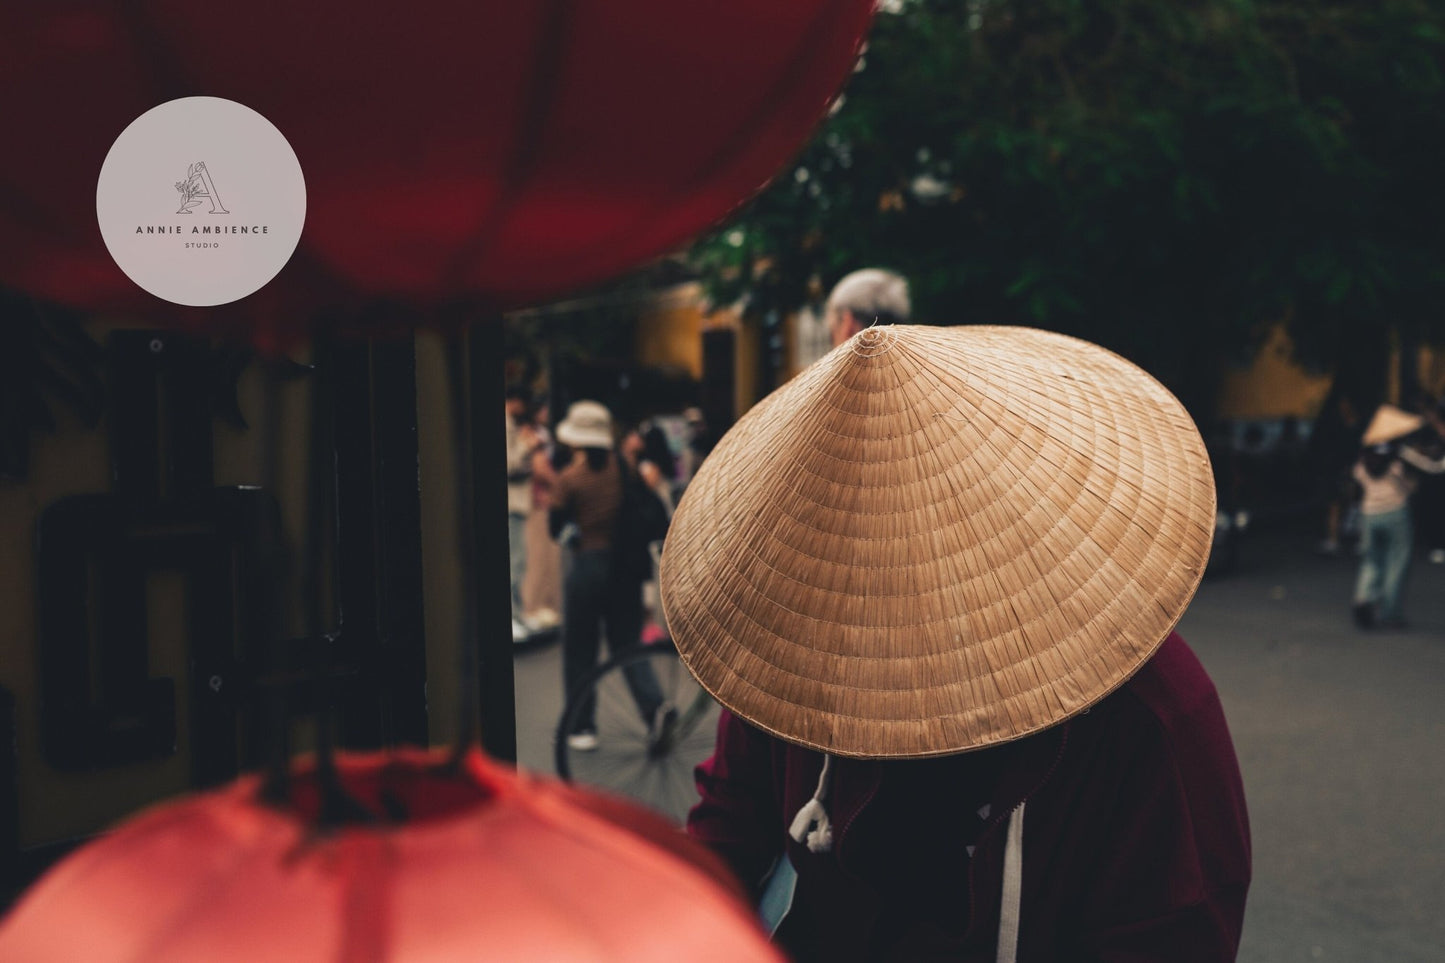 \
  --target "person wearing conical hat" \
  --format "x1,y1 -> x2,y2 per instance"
1349,432 -> 1445,629
662,325 -> 1252,961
